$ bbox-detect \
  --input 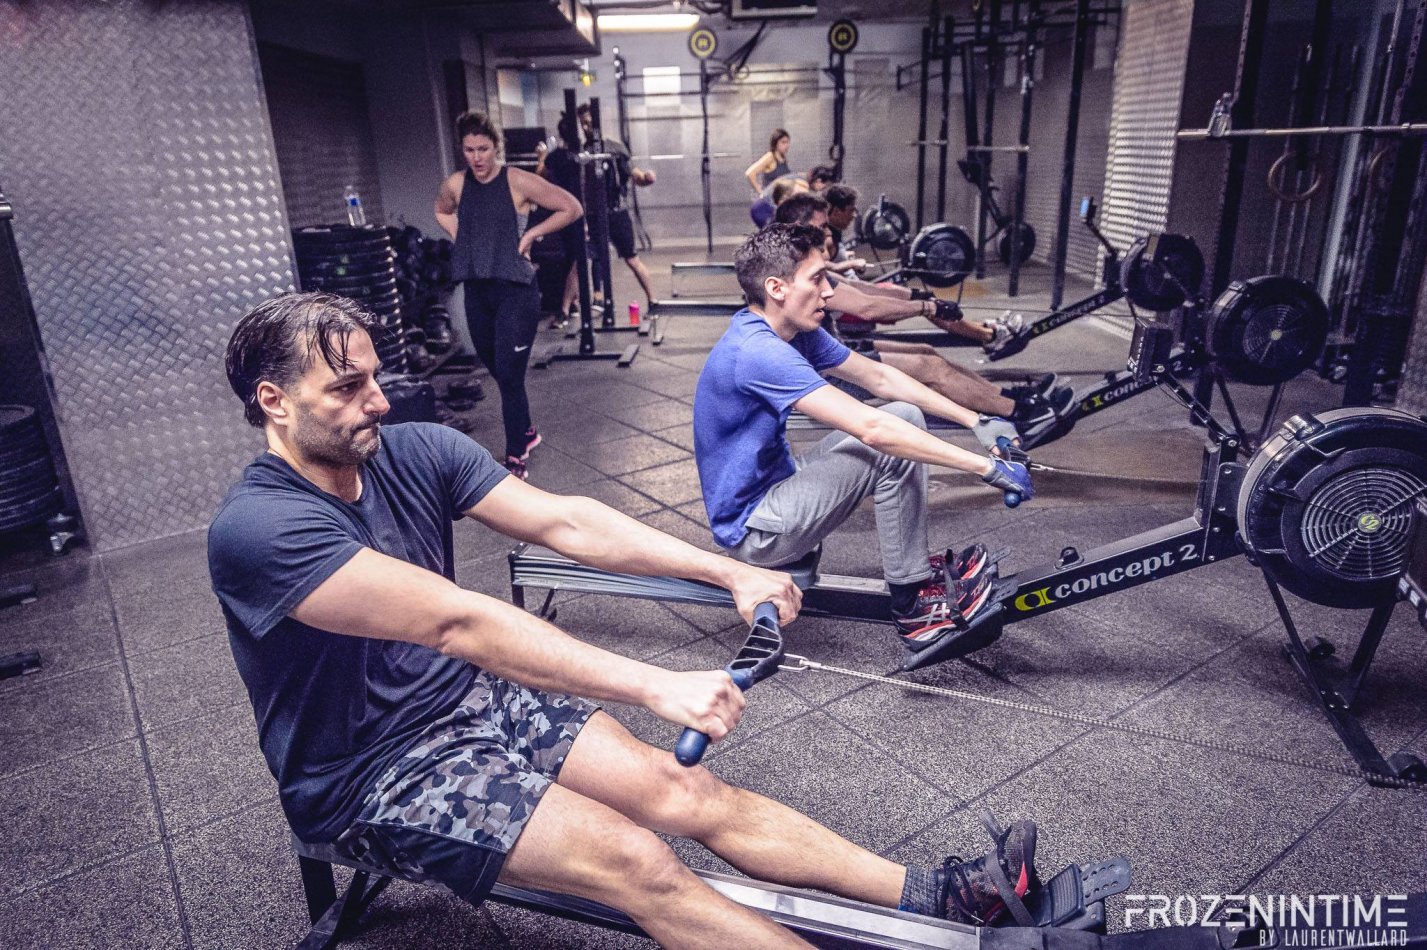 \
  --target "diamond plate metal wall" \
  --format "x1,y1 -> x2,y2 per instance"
1100,0 -> 1193,257
258,42 -> 385,230
0,0 -> 294,551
